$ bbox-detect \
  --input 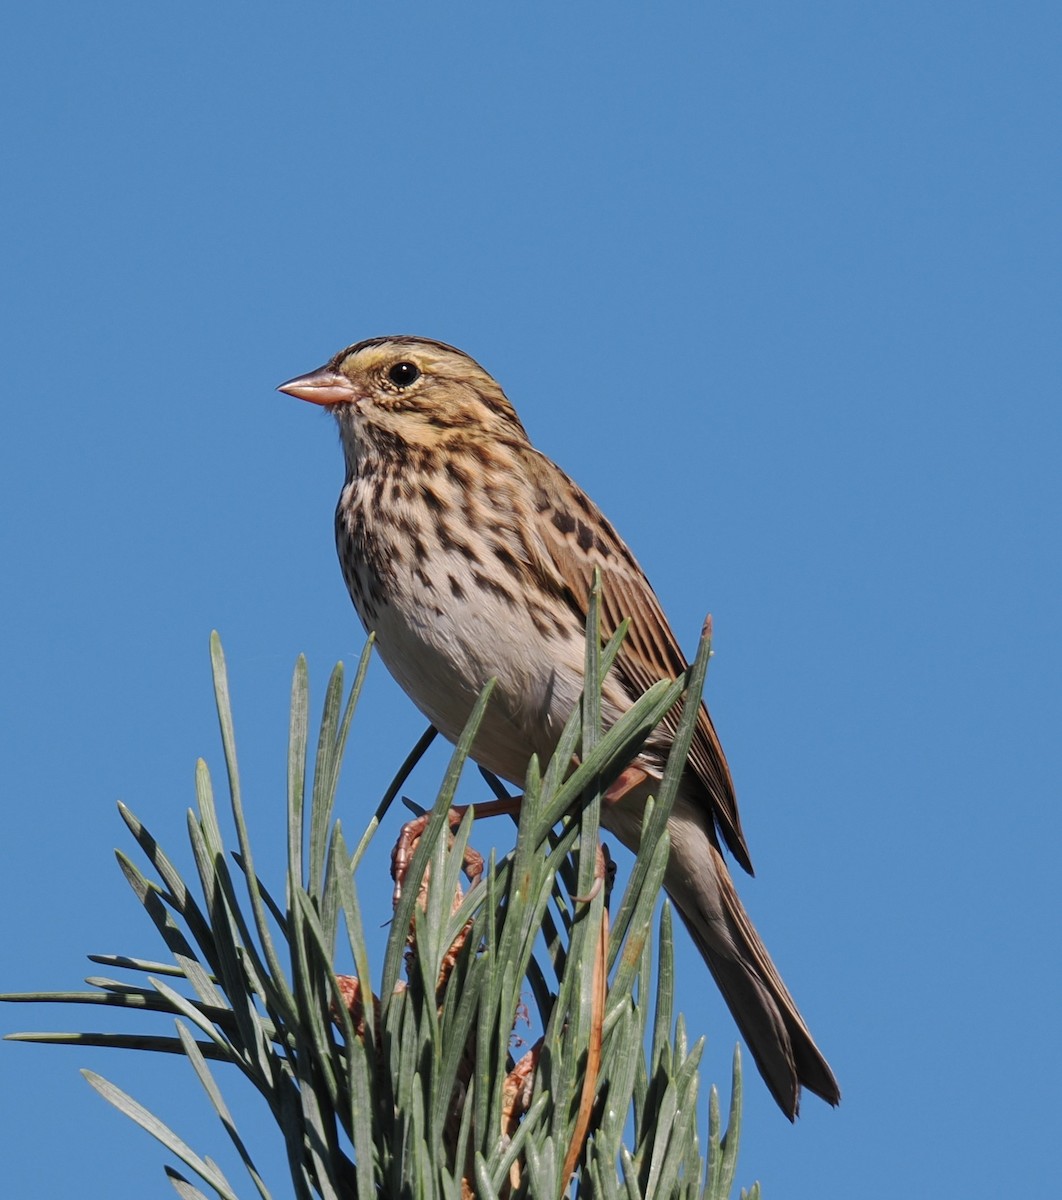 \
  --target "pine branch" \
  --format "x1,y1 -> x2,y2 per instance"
3,615 -> 757,1199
